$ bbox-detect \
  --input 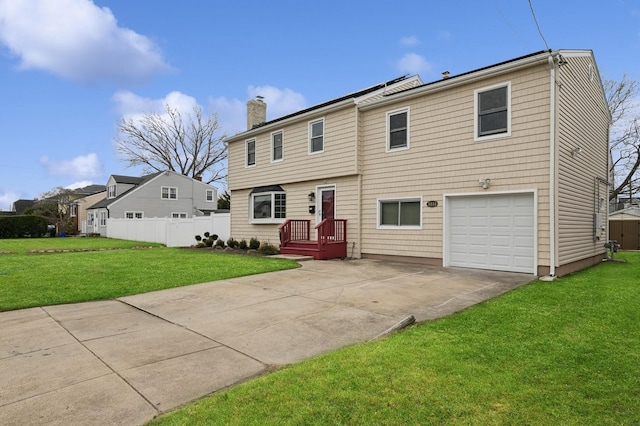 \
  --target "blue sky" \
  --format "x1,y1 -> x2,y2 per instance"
0,0 -> 639,210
